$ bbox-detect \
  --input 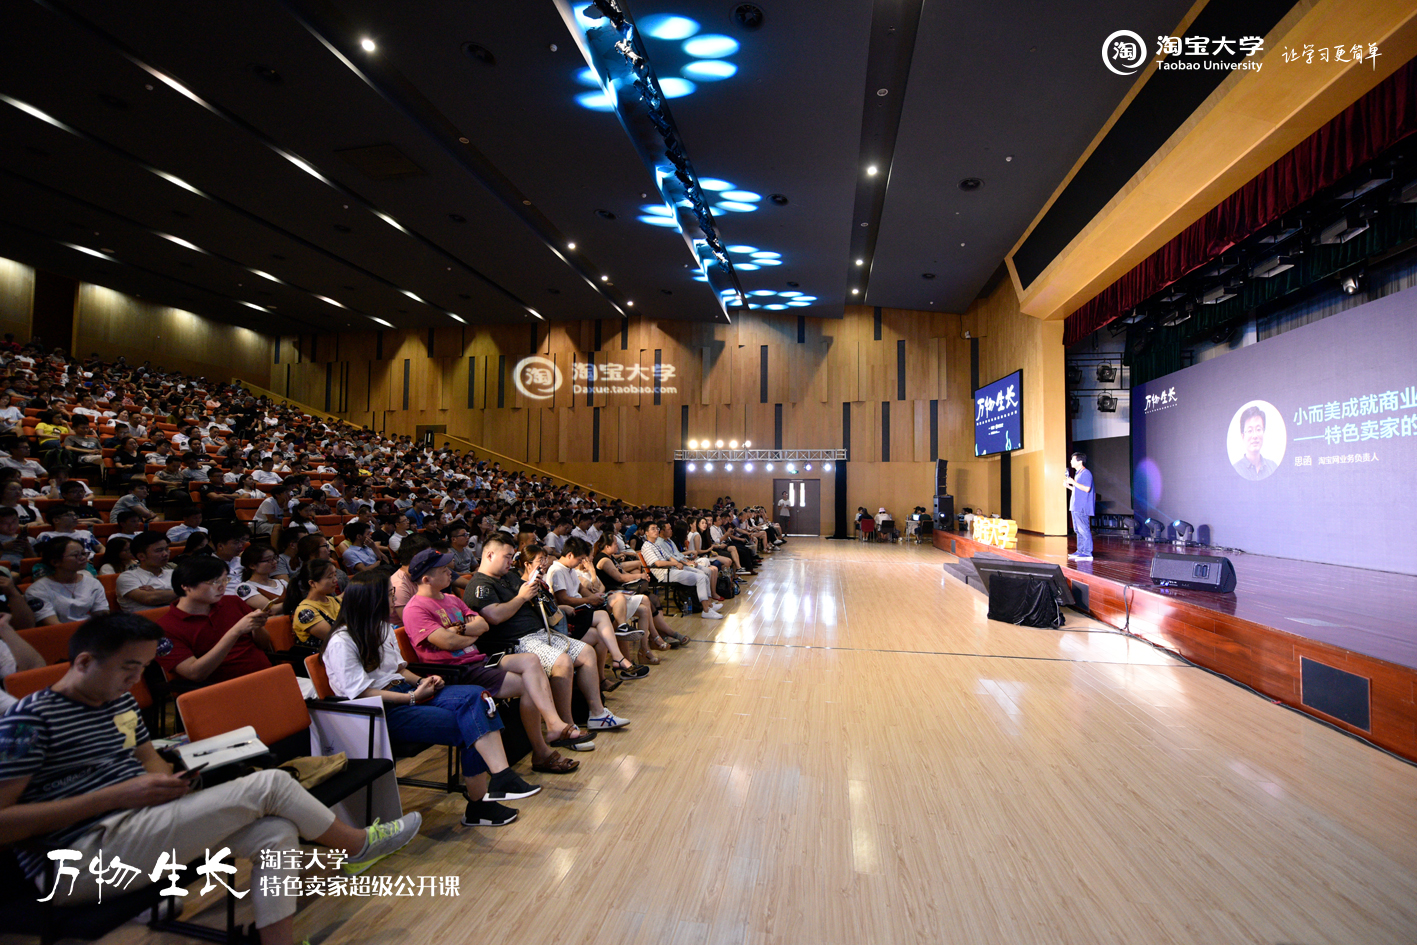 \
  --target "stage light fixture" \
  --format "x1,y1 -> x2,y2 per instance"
1096,363 -> 1116,383
687,439 -> 698,449
687,463 -> 696,472
804,463 -> 812,471
766,462 -> 774,471
729,440 -> 738,448
743,440 -> 751,447
1341,275 -> 1359,294
786,464 -> 796,474
744,463 -> 754,472
1250,255 -> 1295,279
704,462 -> 714,471
725,463 -> 734,471
715,439 -> 724,447
1171,520 -> 1194,542
1097,393 -> 1118,412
